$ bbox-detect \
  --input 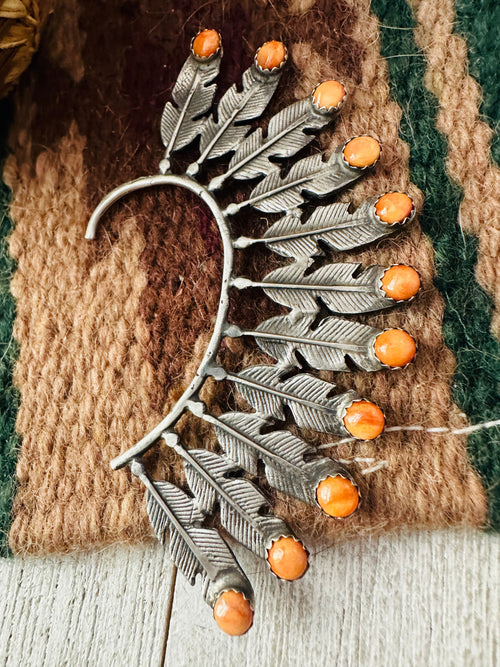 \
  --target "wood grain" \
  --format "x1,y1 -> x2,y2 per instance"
166,529 -> 499,667
0,530 -> 498,666
0,541 -> 174,666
